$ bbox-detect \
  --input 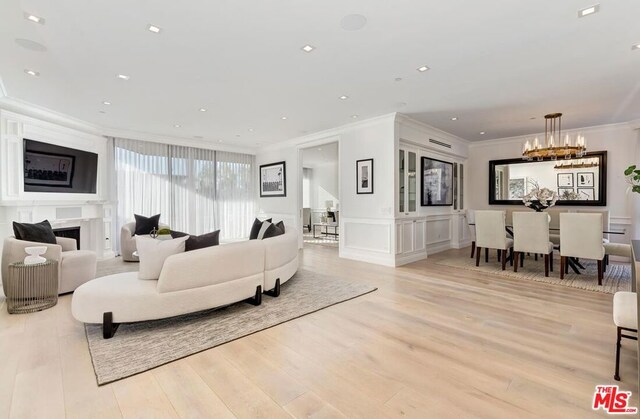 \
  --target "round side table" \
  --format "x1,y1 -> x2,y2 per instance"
6,260 -> 59,314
